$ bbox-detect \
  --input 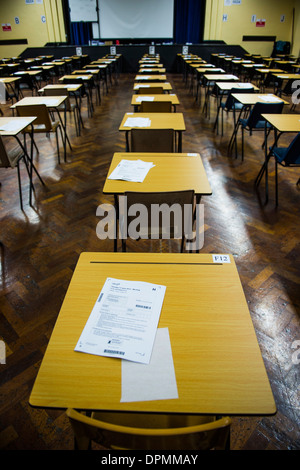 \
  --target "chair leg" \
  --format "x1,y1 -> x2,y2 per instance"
275,159 -> 279,206
16,162 -> 23,211
55,129 -> 61,164
241,127 -> 244,161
